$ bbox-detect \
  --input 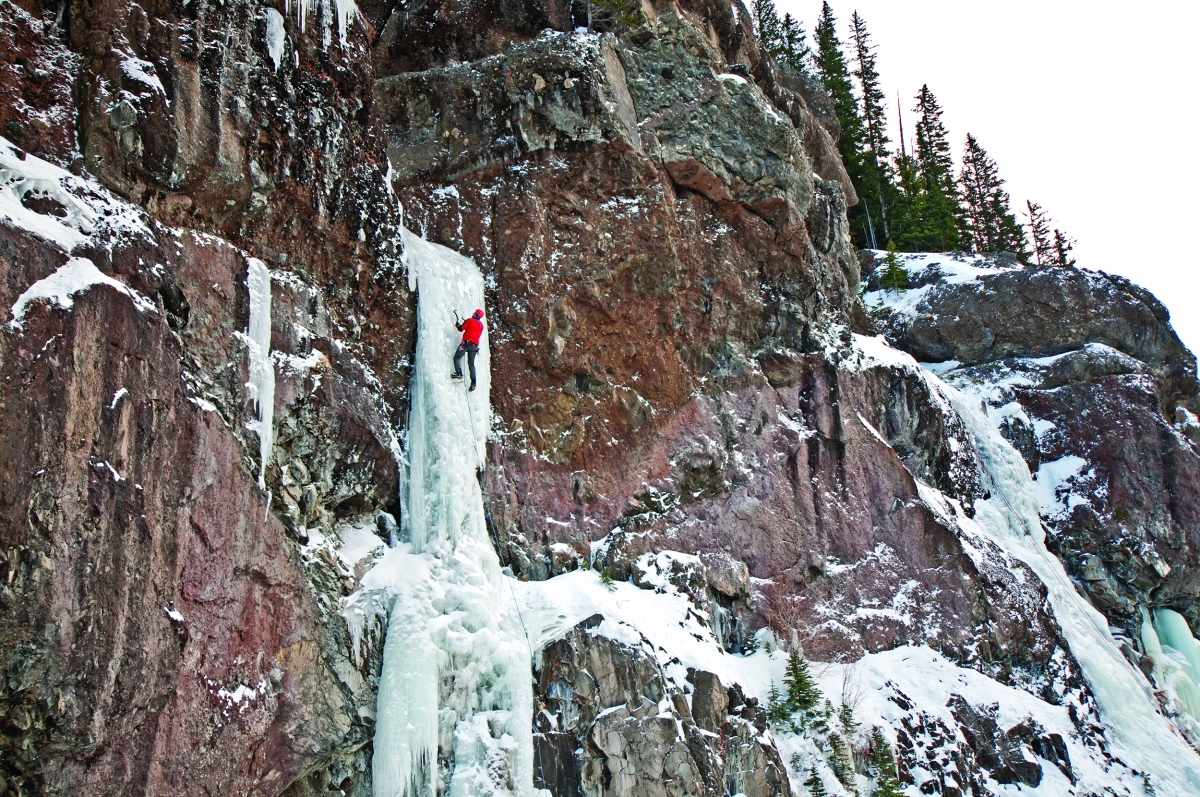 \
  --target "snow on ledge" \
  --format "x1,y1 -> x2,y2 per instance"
9,257 -> 156,328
